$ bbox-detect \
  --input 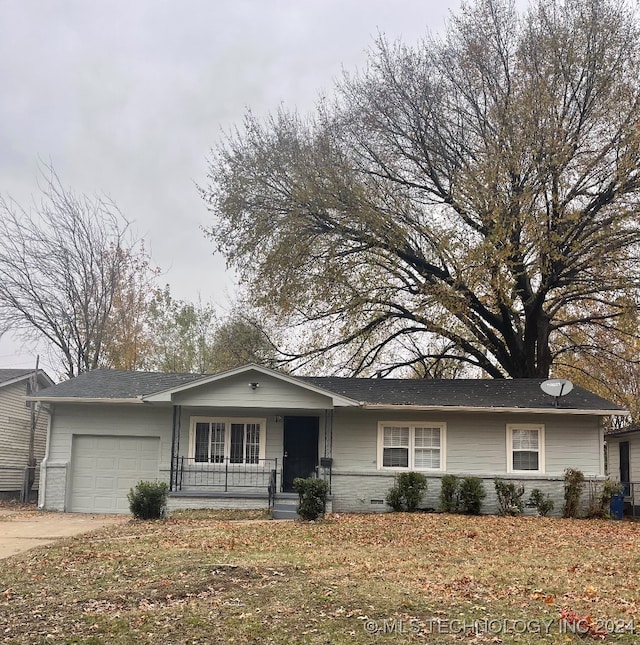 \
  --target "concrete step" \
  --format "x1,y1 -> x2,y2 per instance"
272,507 -> 300,520
276,493 -> 300,504
272,494 -> 300,519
